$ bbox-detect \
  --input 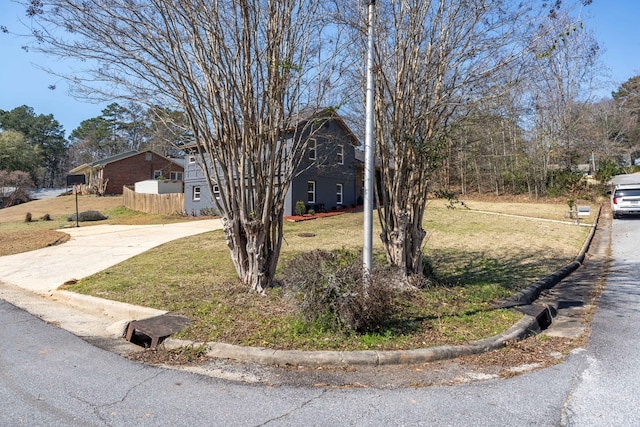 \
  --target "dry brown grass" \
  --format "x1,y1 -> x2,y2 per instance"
0,229 -> 70,256
0,195 -> 123,255
0,194 -> 204,255
0,194 -> 123,223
